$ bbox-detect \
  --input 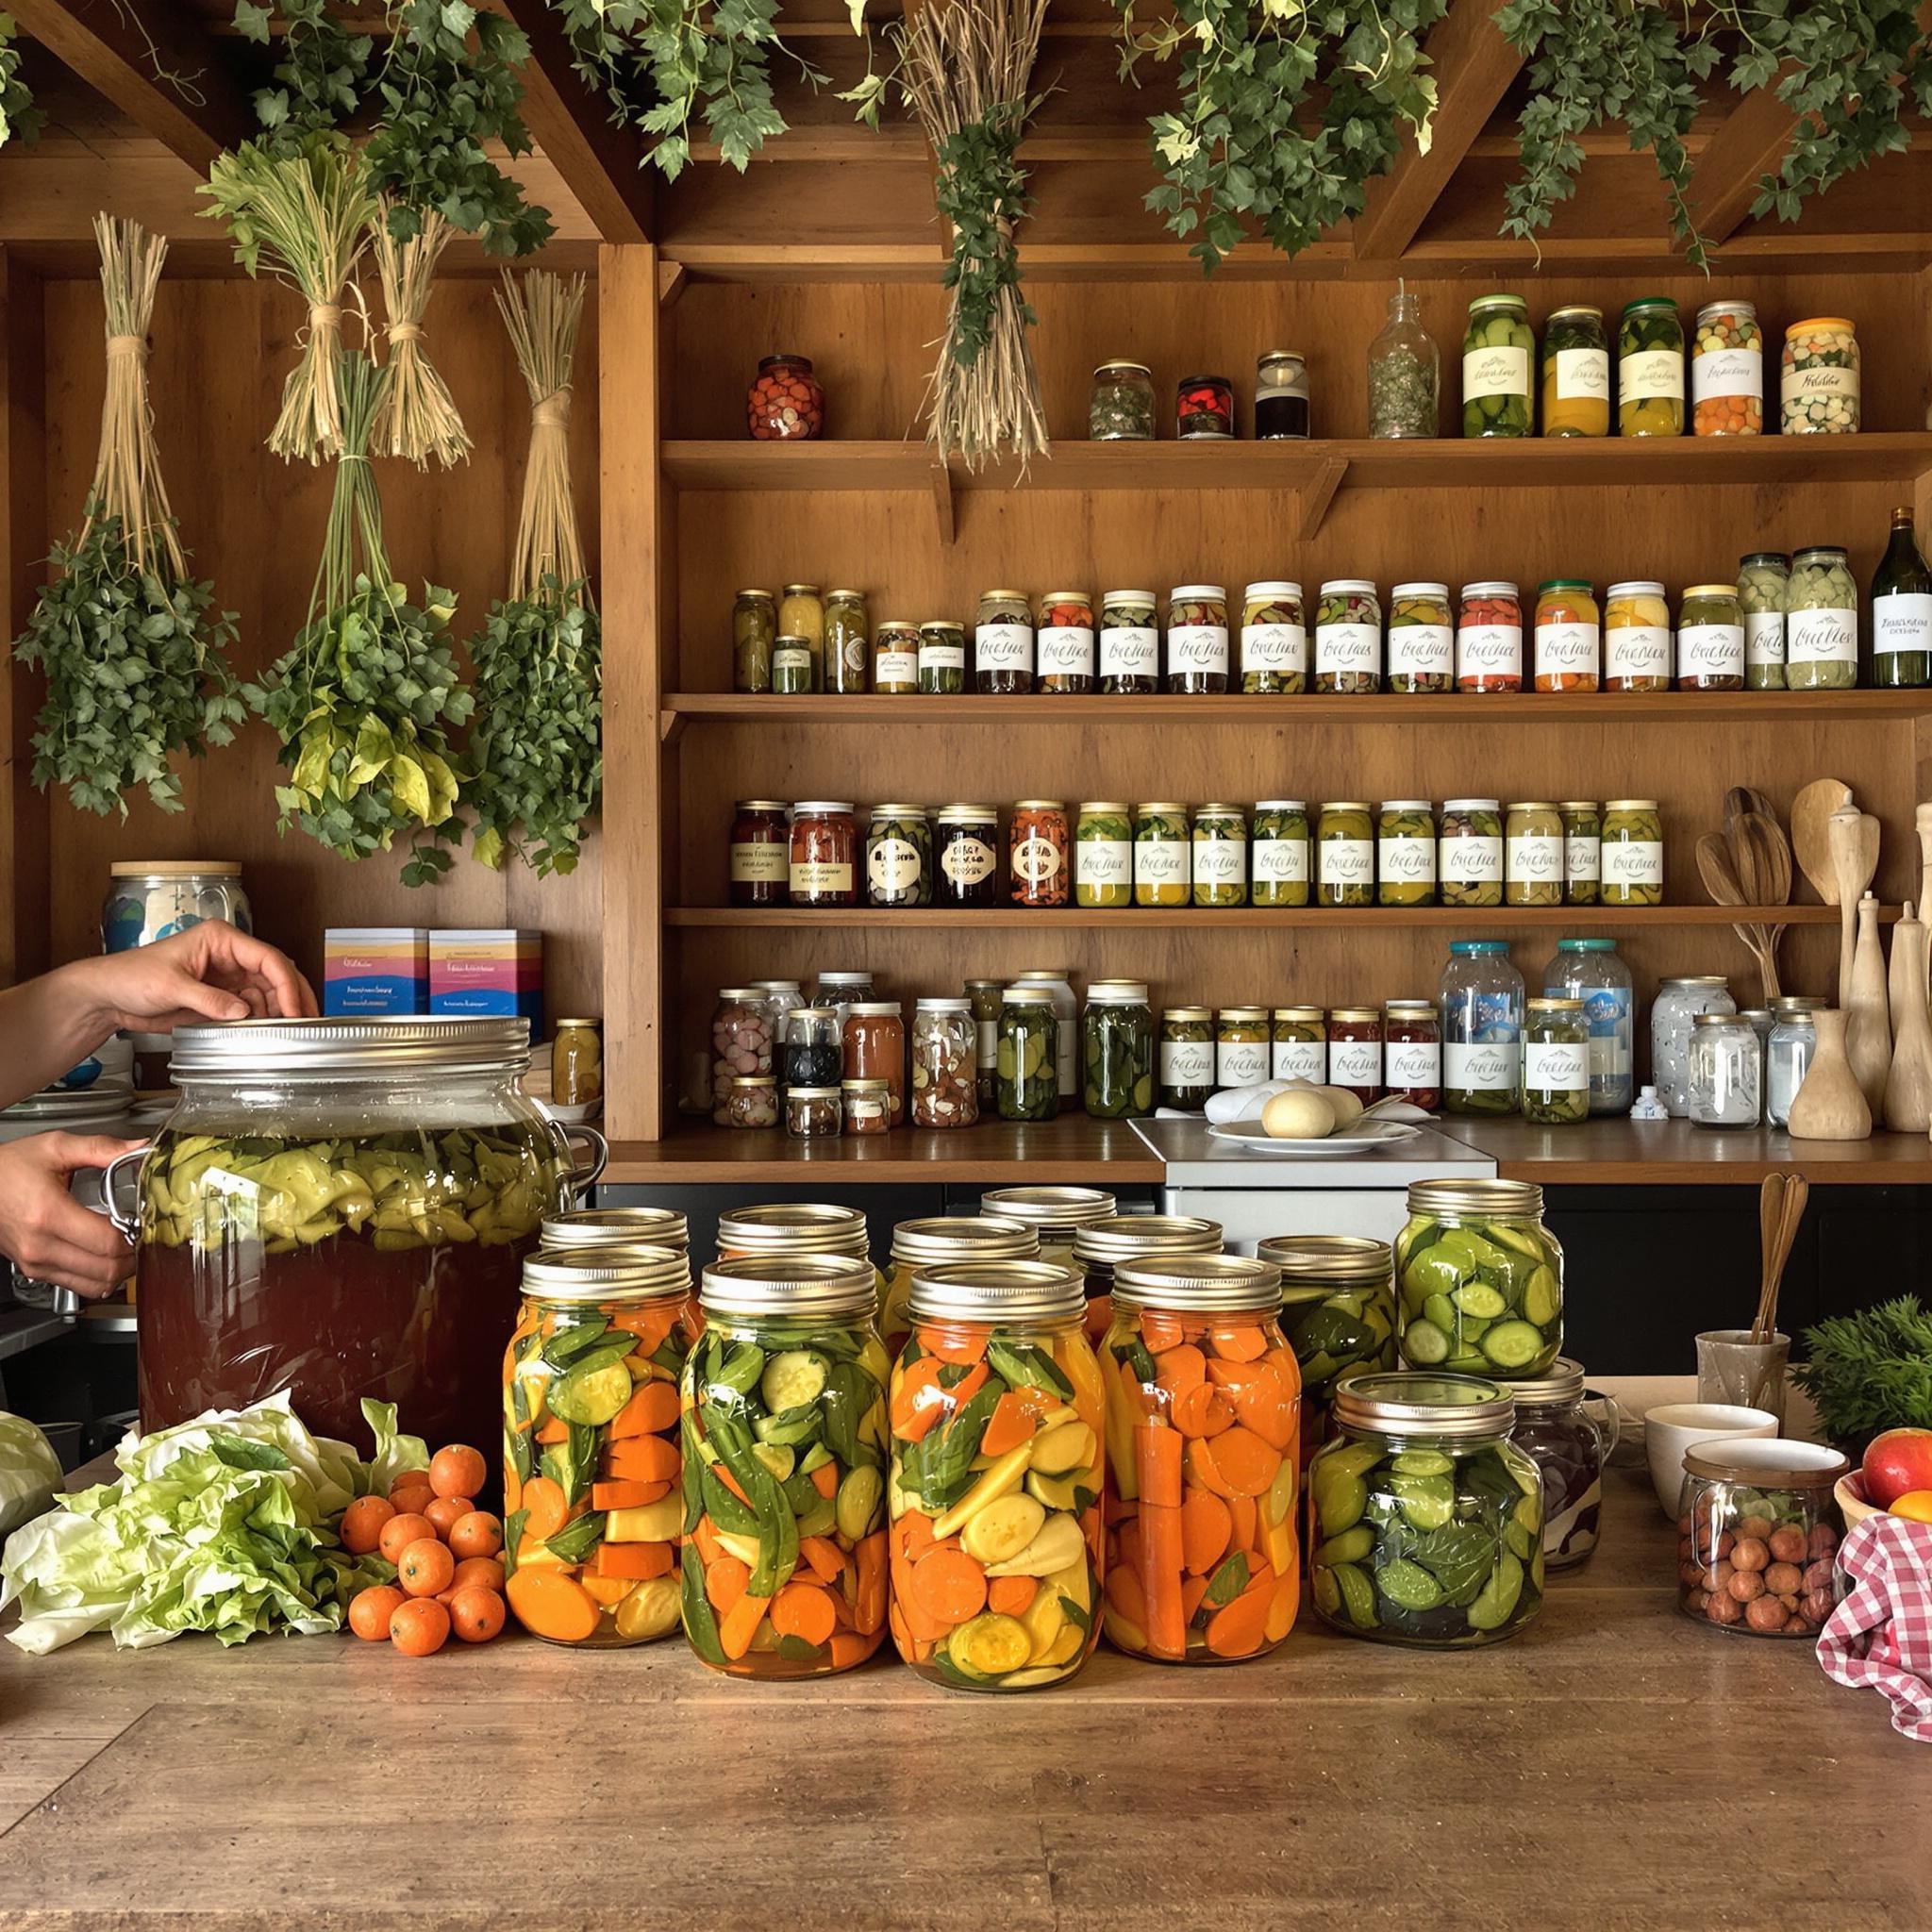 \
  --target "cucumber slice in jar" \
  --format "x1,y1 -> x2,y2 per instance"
546,1358 -> 634,1426
1312,1465 -> 1369,1537
1479,1320 -> 1545,1370
1375,1557 -> 1445,1610
717,1343 -> 766,1396
1487,1221 -> 1542,1259
1451,1282 -> 1507,1319
761,1350 -> 828,1412
1391,1449 -> 1454,1477
1465,1550 -> 1525,1631
1524,1265 -> 1559,1328
1318,1525 -> 1376,1565
1391,1471 -> 1456,1530
1421,1292 -> 1457,1336
1402,1317 -> 1451,1365
1334,1561 -> 1379,1628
